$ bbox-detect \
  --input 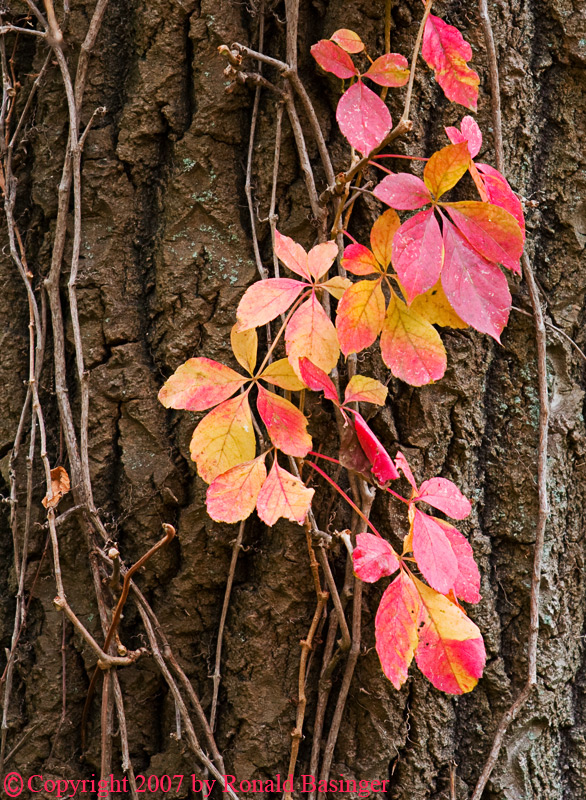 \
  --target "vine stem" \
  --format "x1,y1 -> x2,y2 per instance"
471,1 -> 550,797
